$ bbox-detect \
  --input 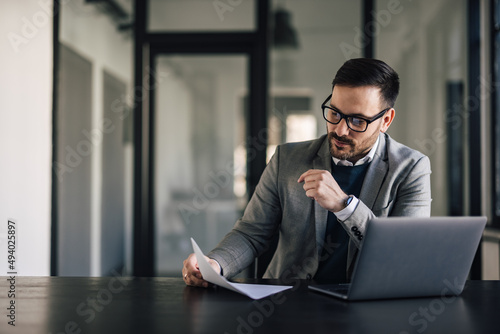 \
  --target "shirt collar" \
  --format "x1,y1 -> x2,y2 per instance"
332,135 -> 380,167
